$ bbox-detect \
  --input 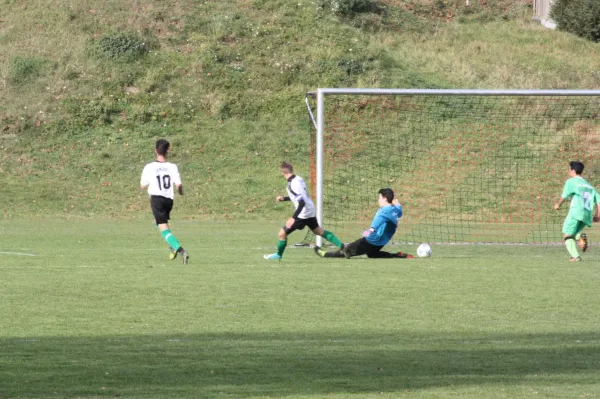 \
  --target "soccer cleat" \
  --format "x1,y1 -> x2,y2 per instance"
169,249 -> 178,261
397,252 -> 415,259
314,246 -> 326,258
569,256 -> 582,262
181,250 -> 189,264
578,233 -> 588,252
263,253 -> 282,261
